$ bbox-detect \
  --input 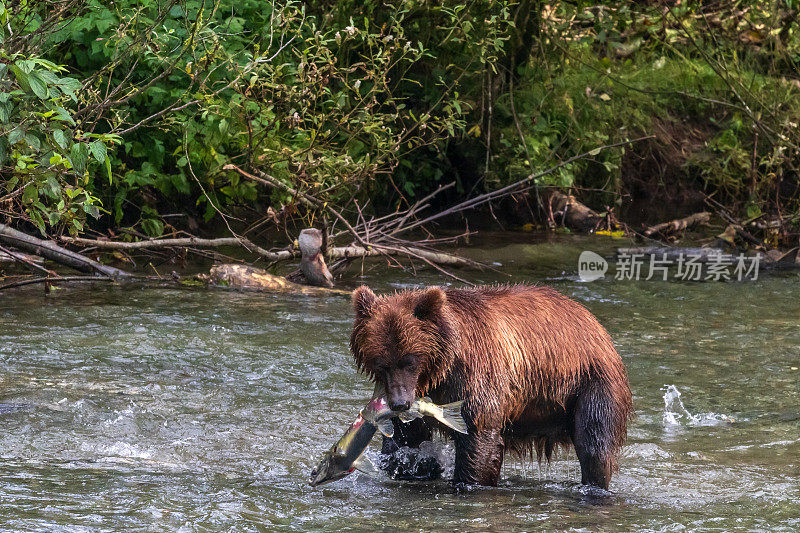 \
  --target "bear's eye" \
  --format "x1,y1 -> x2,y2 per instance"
396,357 -> 415,370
